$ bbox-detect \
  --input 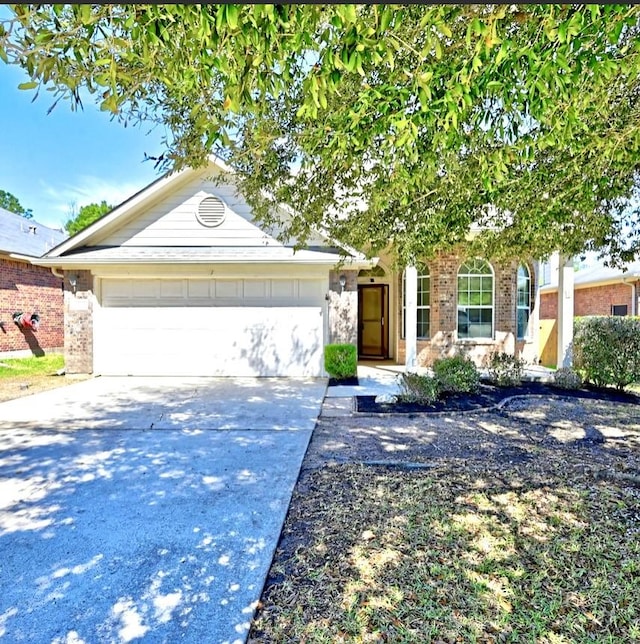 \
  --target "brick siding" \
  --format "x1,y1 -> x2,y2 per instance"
540,282 -> 636,319
63,270 -> 94,374
0,257 -> 64,356
396,251 -> 536,367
